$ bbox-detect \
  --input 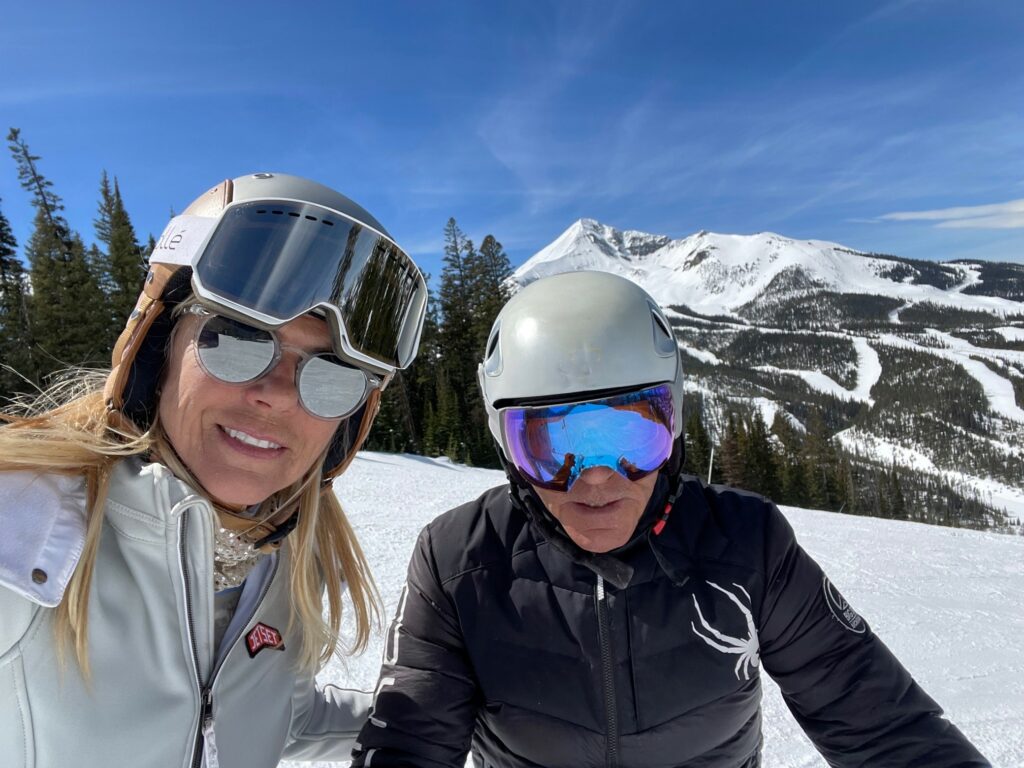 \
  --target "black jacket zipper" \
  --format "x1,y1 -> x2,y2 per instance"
595,575 -> 619,768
